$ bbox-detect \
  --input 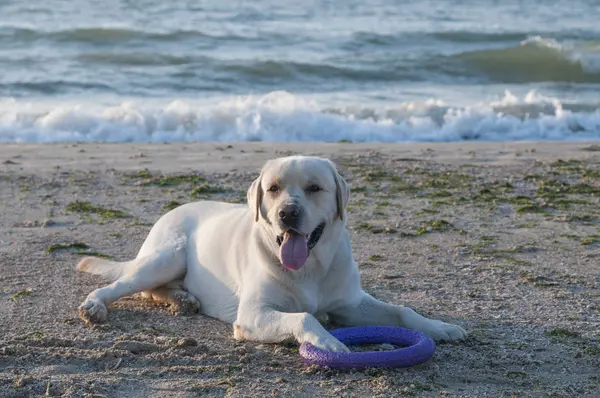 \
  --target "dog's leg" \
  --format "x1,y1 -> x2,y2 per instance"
78,248 -> 186,324
233,305 -> 350,352
328,292 -> 467,341
139,281 -> 200,316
